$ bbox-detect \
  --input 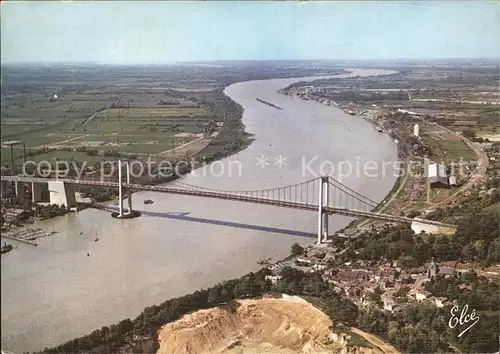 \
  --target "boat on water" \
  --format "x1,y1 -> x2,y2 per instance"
144,199 -> 154,205
1,243 -> 13,255
376,127 -> 384,133
256,98 -> 283,110
257,257 -> 272,265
